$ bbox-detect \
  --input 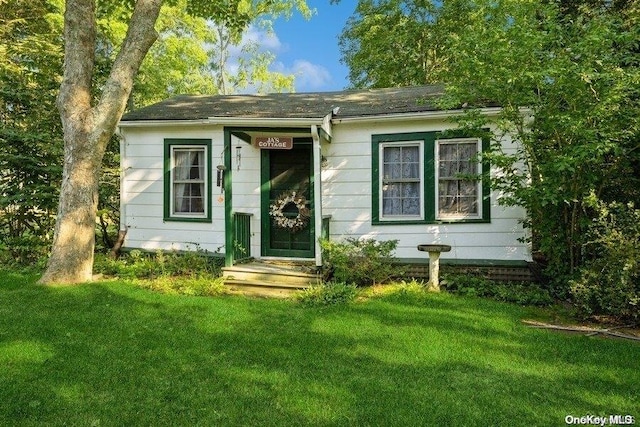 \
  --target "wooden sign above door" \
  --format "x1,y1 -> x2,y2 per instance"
254,136 -> 293,150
